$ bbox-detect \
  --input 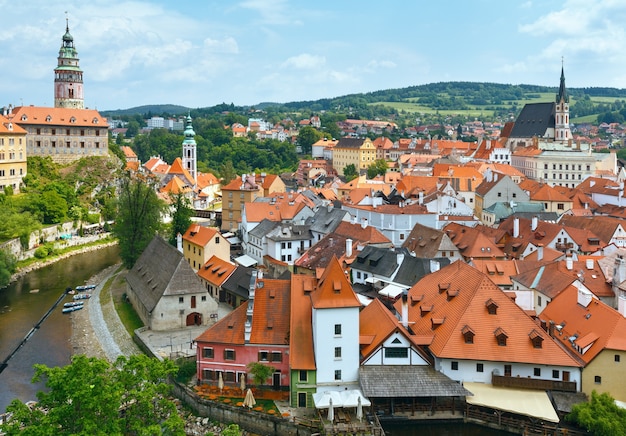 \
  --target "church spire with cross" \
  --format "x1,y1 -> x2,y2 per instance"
182,113 -> 197,189
554,58 -> 571,143
54,14 -> 84,109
